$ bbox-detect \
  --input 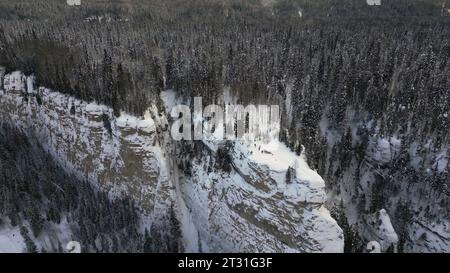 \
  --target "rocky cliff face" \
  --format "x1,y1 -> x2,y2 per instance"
0,70 -> 344,252
176,140 -> 344,252
0,70 -> 176,248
